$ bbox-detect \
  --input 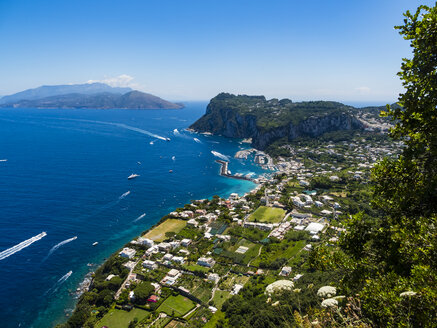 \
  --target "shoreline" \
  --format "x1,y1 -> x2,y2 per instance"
61,146 -> 269,325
